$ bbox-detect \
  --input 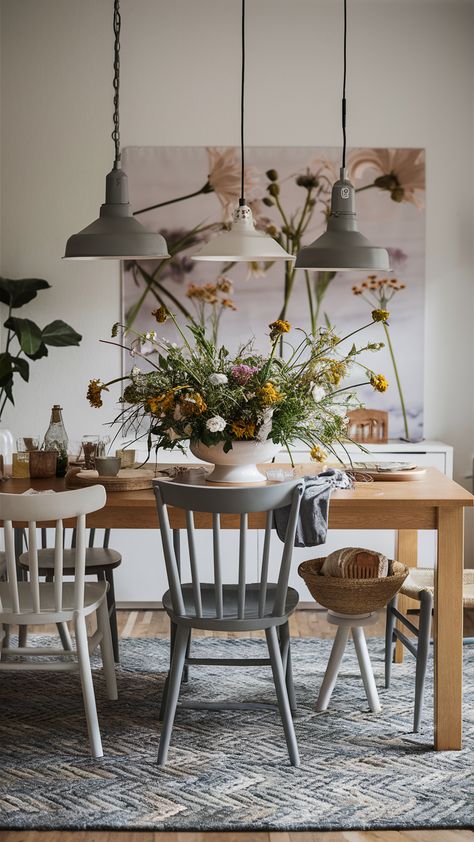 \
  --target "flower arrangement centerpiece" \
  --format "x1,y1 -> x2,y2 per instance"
88,308 -> 388,483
